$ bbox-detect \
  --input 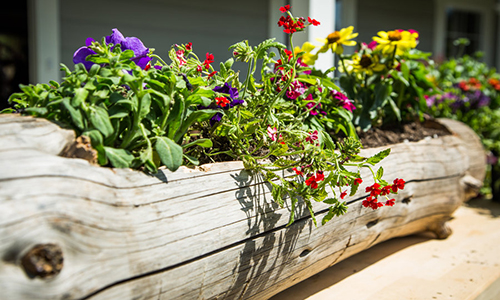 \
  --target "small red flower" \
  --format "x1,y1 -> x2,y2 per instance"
305,130 -> 319,144
365,183 -> 381,197
144,63 -> 151,71
391,178 -> 405,192
385,199 -> 396,206
381,185 -> 392,196
204,53 -> 215,70
305,176 -> 318,189
279,5 -> 291,13
308,17 -> 320,26
215,96 -> 231,108
458,81 -> 470,91
292,167 -> 303,176
340,190 -> 347,199
207,71 -> 217,78
196,65 -> 202,72
185,42 -> 192,51
353,178 -> 363,185
315,171 -> 325,181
